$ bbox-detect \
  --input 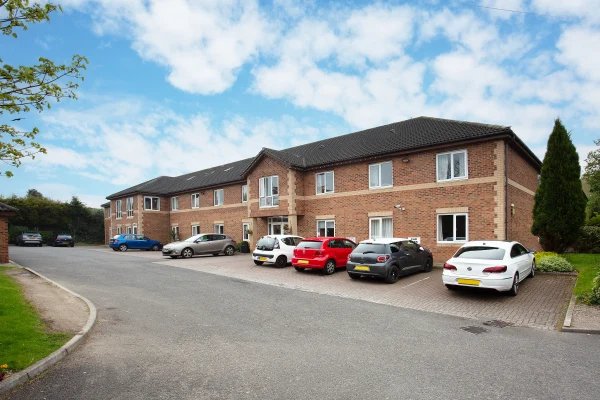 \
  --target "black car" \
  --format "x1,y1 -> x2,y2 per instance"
346,238 -> 433,283
50,234 -> 75,247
